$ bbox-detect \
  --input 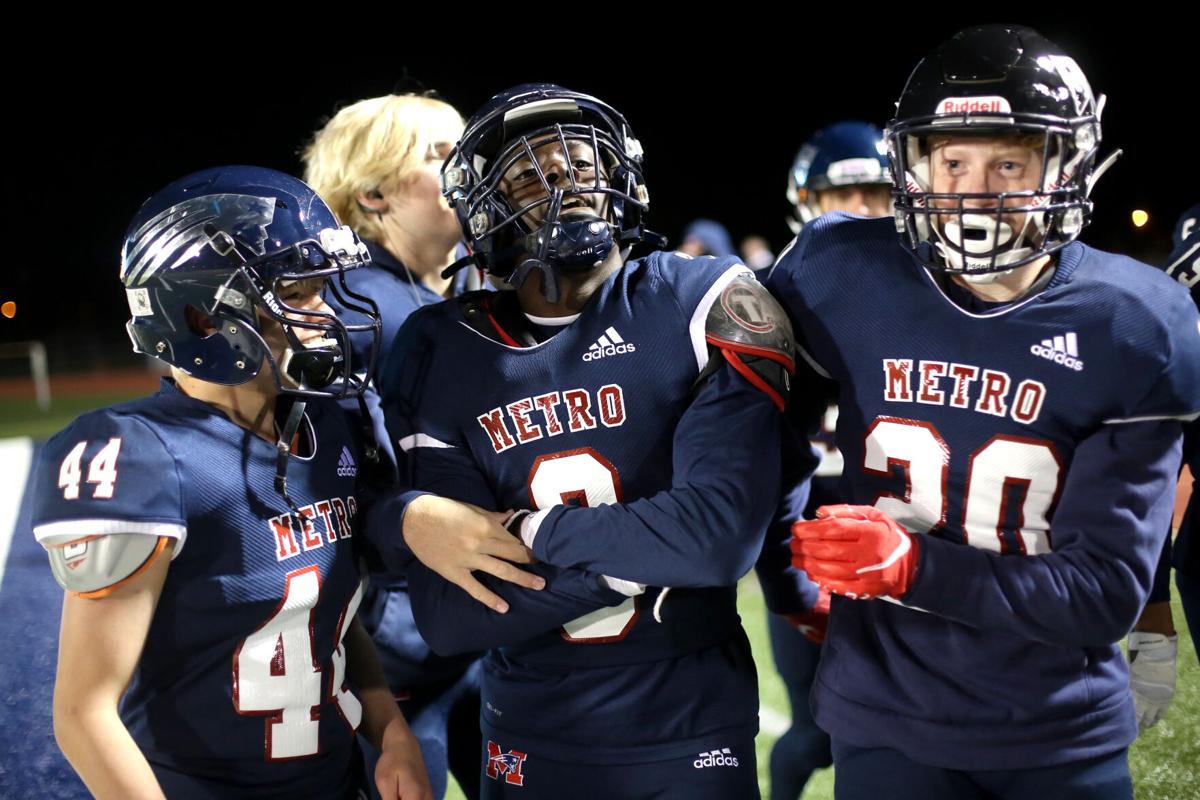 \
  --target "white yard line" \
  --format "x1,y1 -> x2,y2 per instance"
0,437 -> 34,591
